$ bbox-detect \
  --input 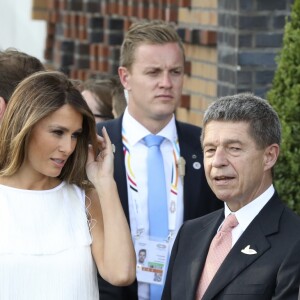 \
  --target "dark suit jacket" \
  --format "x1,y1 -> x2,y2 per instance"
96,115 -> 222,300
162,192 -> 300,300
